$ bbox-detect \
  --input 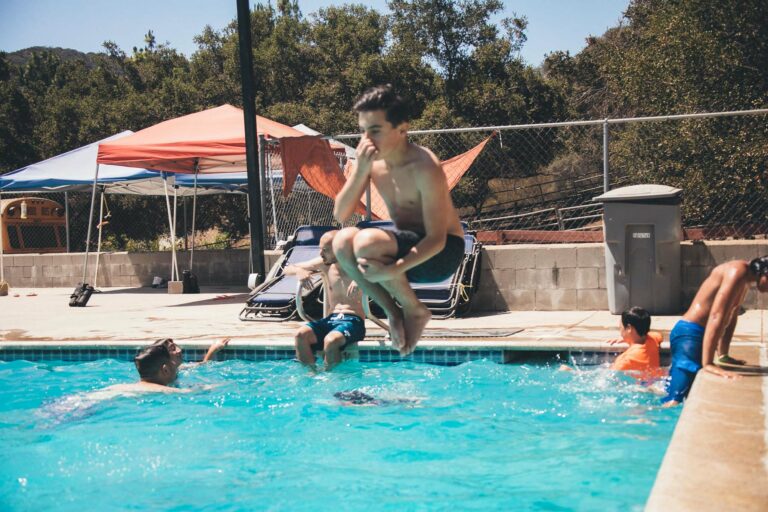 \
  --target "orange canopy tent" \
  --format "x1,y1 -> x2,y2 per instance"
96,104 -> 334,173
